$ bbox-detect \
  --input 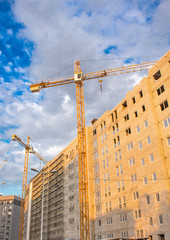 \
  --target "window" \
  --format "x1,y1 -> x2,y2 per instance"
144,119 -> 148,128
127,141 -> 133,151
120,164 -> 123,175
121,180 -> 125,191
117,181 -> 120,192
116,166 -> 119,177
104,173 -> 106,183
137,230 -> 144,238
113,126 -> 115,134
163,117 -> 170,128
139,90 -> 143,98
98,235 -> 102,240
159,214 -> 164,224
134,111 -> 138,118
122,100 -> 127,109
107,172 -> 110,181
116,122 -> 119,132
138,141 -> 143,150
94,152 -> 98,159
153,172 -> 157,182
123,196 -> 126,208
133,191 -> 139,200
124,114 -> 129,122
125,127 -> 131,136
131,174 -> 137,183
101,135 -> 104,144
136,125 -> 140,133
160,100 -> 168,111
153,70 -> 161,81
149,153 -> 154,162
115,152 -> 118,162
111,113 -> 114,122
102,147 -> 104,156
129,157 -> 135,167
135,210 -> 141,219
120,231 -> 128,238
97,219 -> 102,227
118,150 -> 122,160
118,197 -> 122,208
117,136 -> 120,146
104,132 -> 107,141
157,85 -> 165,96
146,195 -> 150,204
168,137 -> 170,146
143,177 -> 148,185
93,129 -> 97,135
114,110 -> 117,119
141,158 -> 145,166
114,138 -> 116,148
149,217 -> 153,225
109,201 -> 112,210
106,202 -> 108,212
107,217 -> 112,224
132,96 -> 136,103
104,121 -> 106,129
103,160 -> 105,169
119,213 -> 127,223
147,136 -> 151,144
105,145 -> 108,154
101,123 -> 103,132
107,234 -> 114,239
106,158 -> 109,167
142,105 -> 146,112
156,193 -> 160,202
108,185 -> 111,196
